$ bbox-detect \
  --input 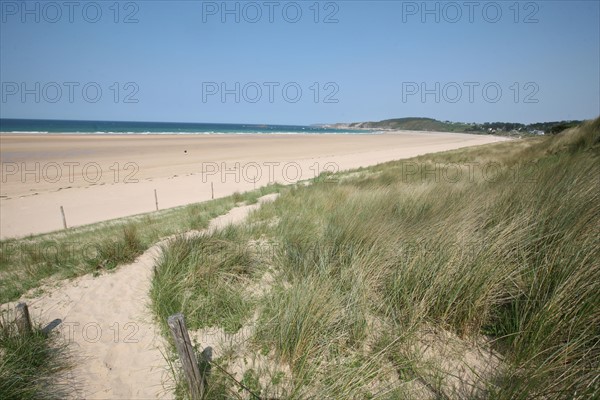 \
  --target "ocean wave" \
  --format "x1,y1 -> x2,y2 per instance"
0,131 -> 50,134
1,119 -> 378,135
1,130 -> 380,135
